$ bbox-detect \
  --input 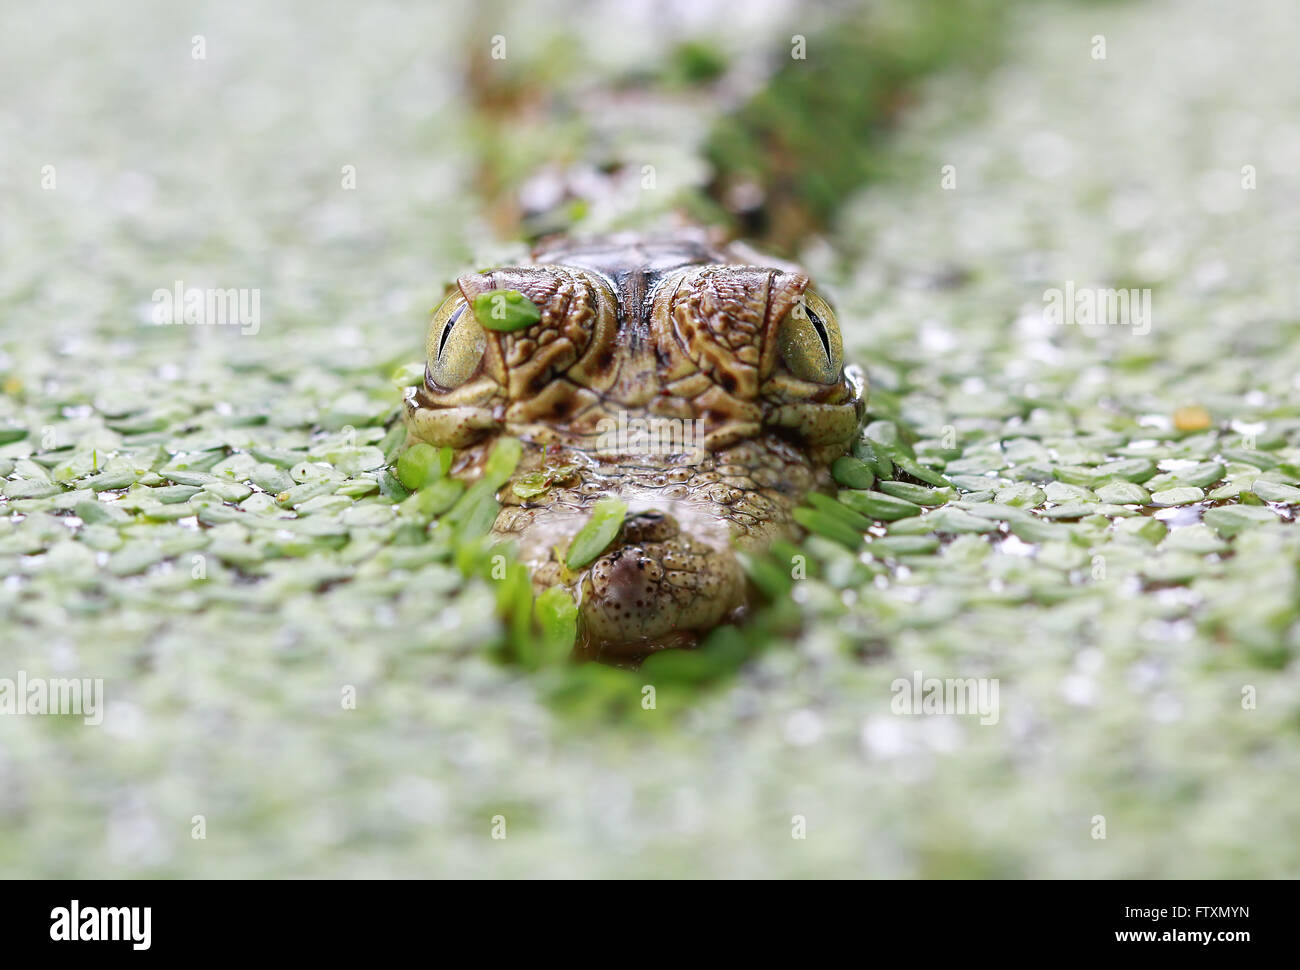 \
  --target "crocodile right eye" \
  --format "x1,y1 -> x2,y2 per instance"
426,294 -> 486,389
